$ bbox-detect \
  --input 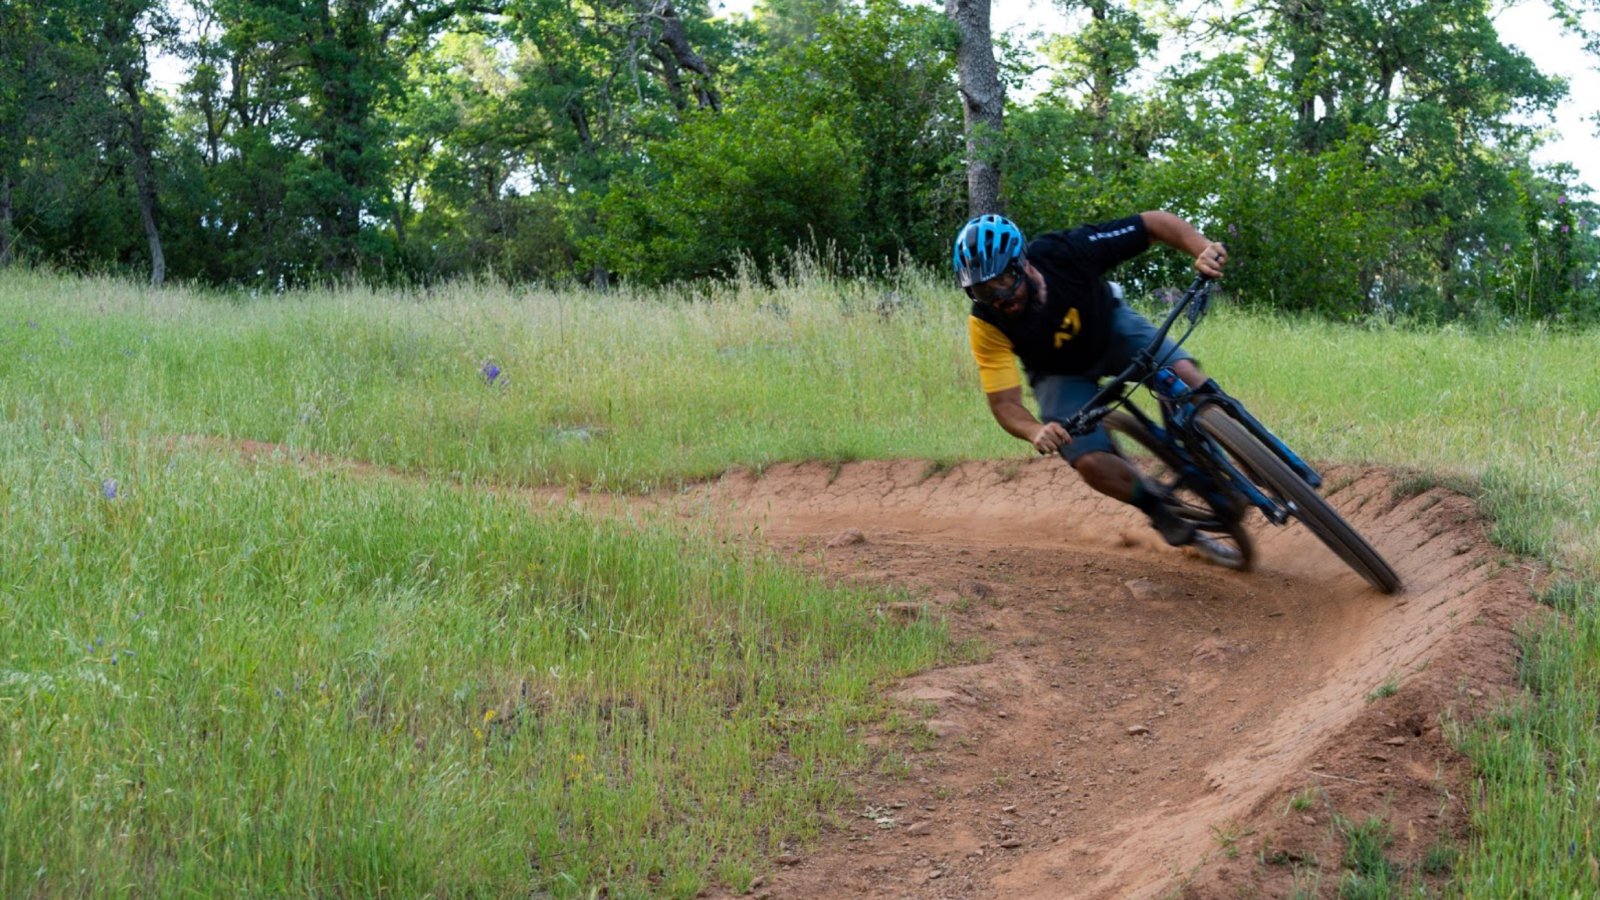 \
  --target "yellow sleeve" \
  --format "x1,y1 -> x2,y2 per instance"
968,315 -> 1022,394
